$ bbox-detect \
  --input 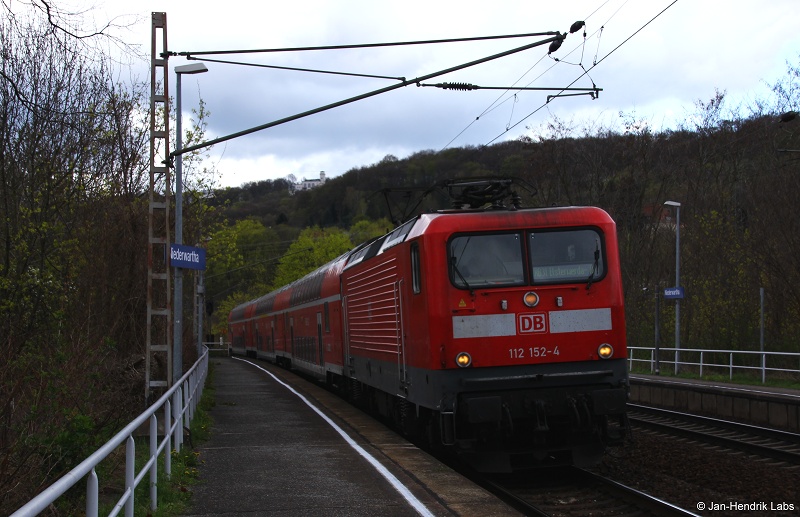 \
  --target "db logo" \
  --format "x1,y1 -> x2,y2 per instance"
519,313 -> 547,334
